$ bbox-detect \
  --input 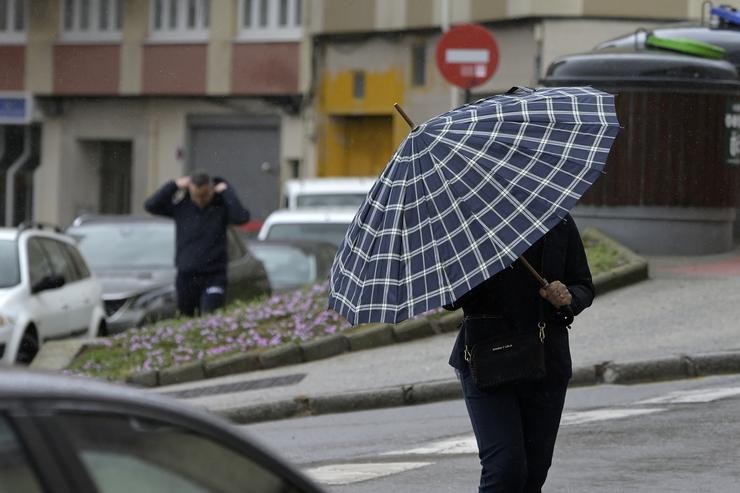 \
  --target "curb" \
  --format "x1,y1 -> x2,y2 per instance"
212,351 -> 740,425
